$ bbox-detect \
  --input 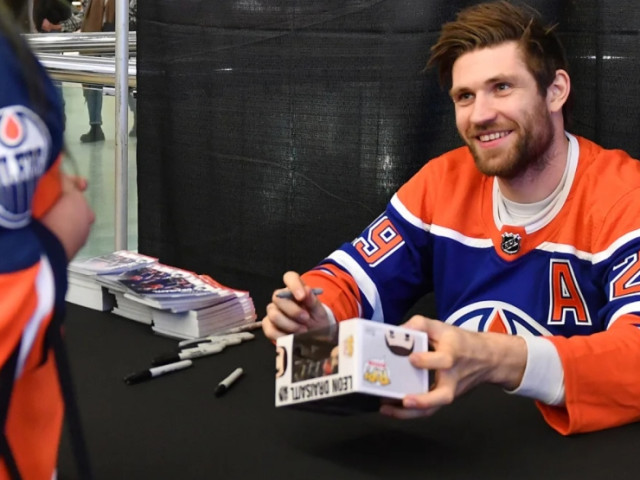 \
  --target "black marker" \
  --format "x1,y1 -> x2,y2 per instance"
215,367 -> 243,397
124,359 -> 193,385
